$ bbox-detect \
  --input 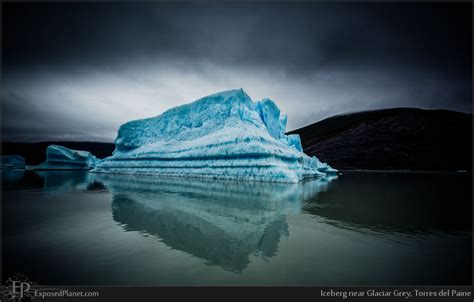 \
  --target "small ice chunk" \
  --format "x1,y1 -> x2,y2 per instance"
35,145 -> 99,170
1,155 -> 25,169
